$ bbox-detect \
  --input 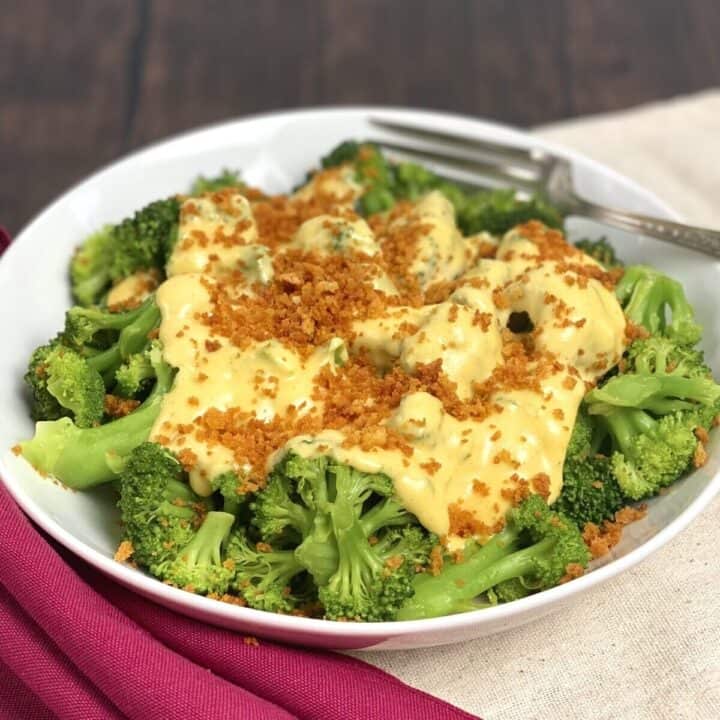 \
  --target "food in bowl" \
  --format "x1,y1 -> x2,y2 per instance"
15,142 -> 720,621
